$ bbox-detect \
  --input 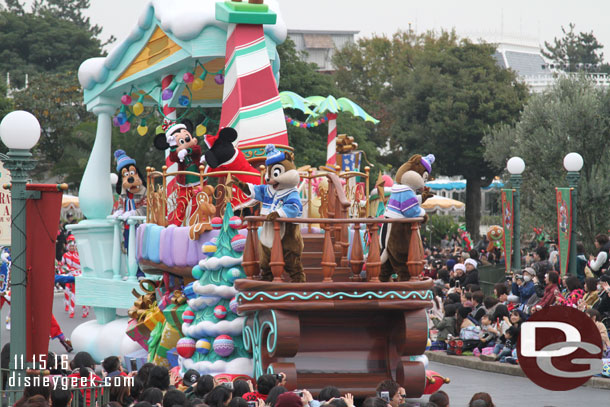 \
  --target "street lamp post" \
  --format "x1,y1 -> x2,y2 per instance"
0,111 -> 40,389
564,152 -> 584,276
507,157 -> 525,271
